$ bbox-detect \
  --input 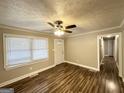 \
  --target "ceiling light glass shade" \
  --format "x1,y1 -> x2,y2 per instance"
54,30 -> 64,36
